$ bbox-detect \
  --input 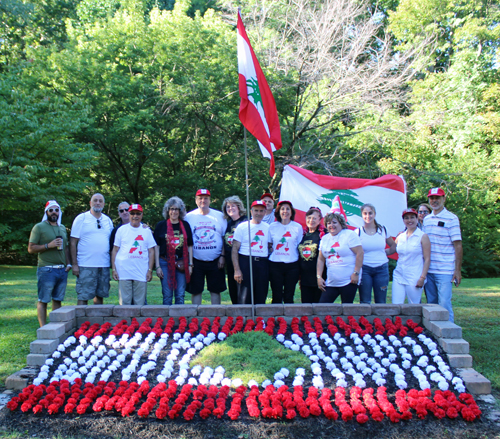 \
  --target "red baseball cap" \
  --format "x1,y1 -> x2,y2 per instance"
428,187 -> 445,197
251,200 -> 266,208
128,204 -> 143,212
402,208 -> 418,218
196,189 -> 211,196
260,193 -> 274,200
